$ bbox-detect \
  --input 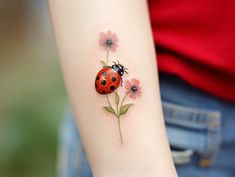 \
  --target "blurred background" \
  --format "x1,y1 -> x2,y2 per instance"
0,0 -> 66,177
